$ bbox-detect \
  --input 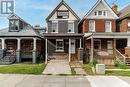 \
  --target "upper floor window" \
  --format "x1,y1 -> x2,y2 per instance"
95,11 -> 107,16
52,21 -> 58,33
68,21 -> 74,33
9,20 -> 19,31
89,20 -> 95,32
105,21 -> 111,32
128,22 -> 130,27
57,10 -> 69,19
